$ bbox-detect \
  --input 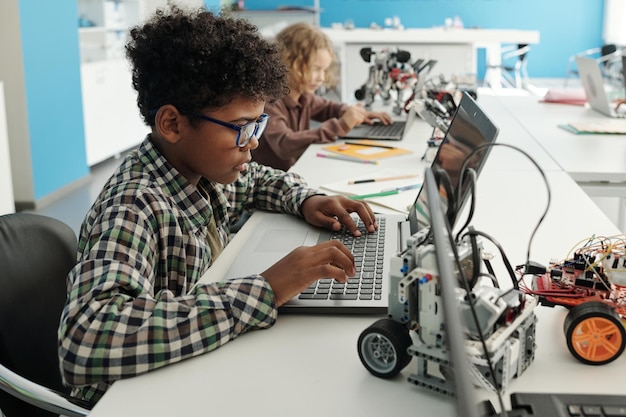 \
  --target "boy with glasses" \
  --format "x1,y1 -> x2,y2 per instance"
58,6 -> 377,406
